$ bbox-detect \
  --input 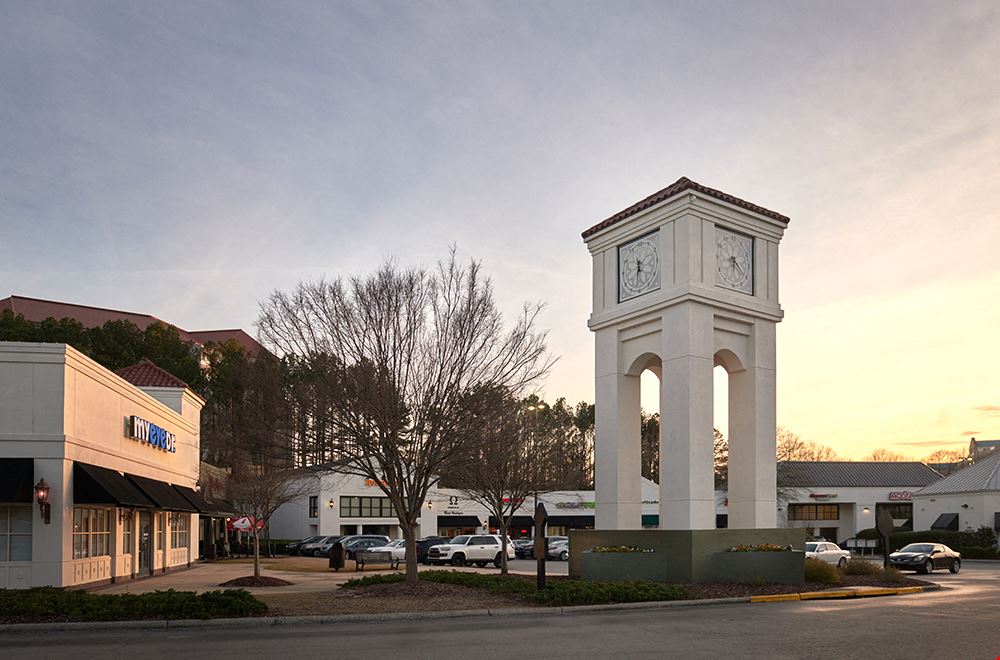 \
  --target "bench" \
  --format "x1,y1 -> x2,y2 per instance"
354,550 -> 400,571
